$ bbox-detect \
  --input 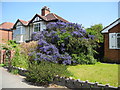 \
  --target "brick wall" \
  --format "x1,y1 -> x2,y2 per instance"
0,30 -> 13,44
103,24 -> 120,63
